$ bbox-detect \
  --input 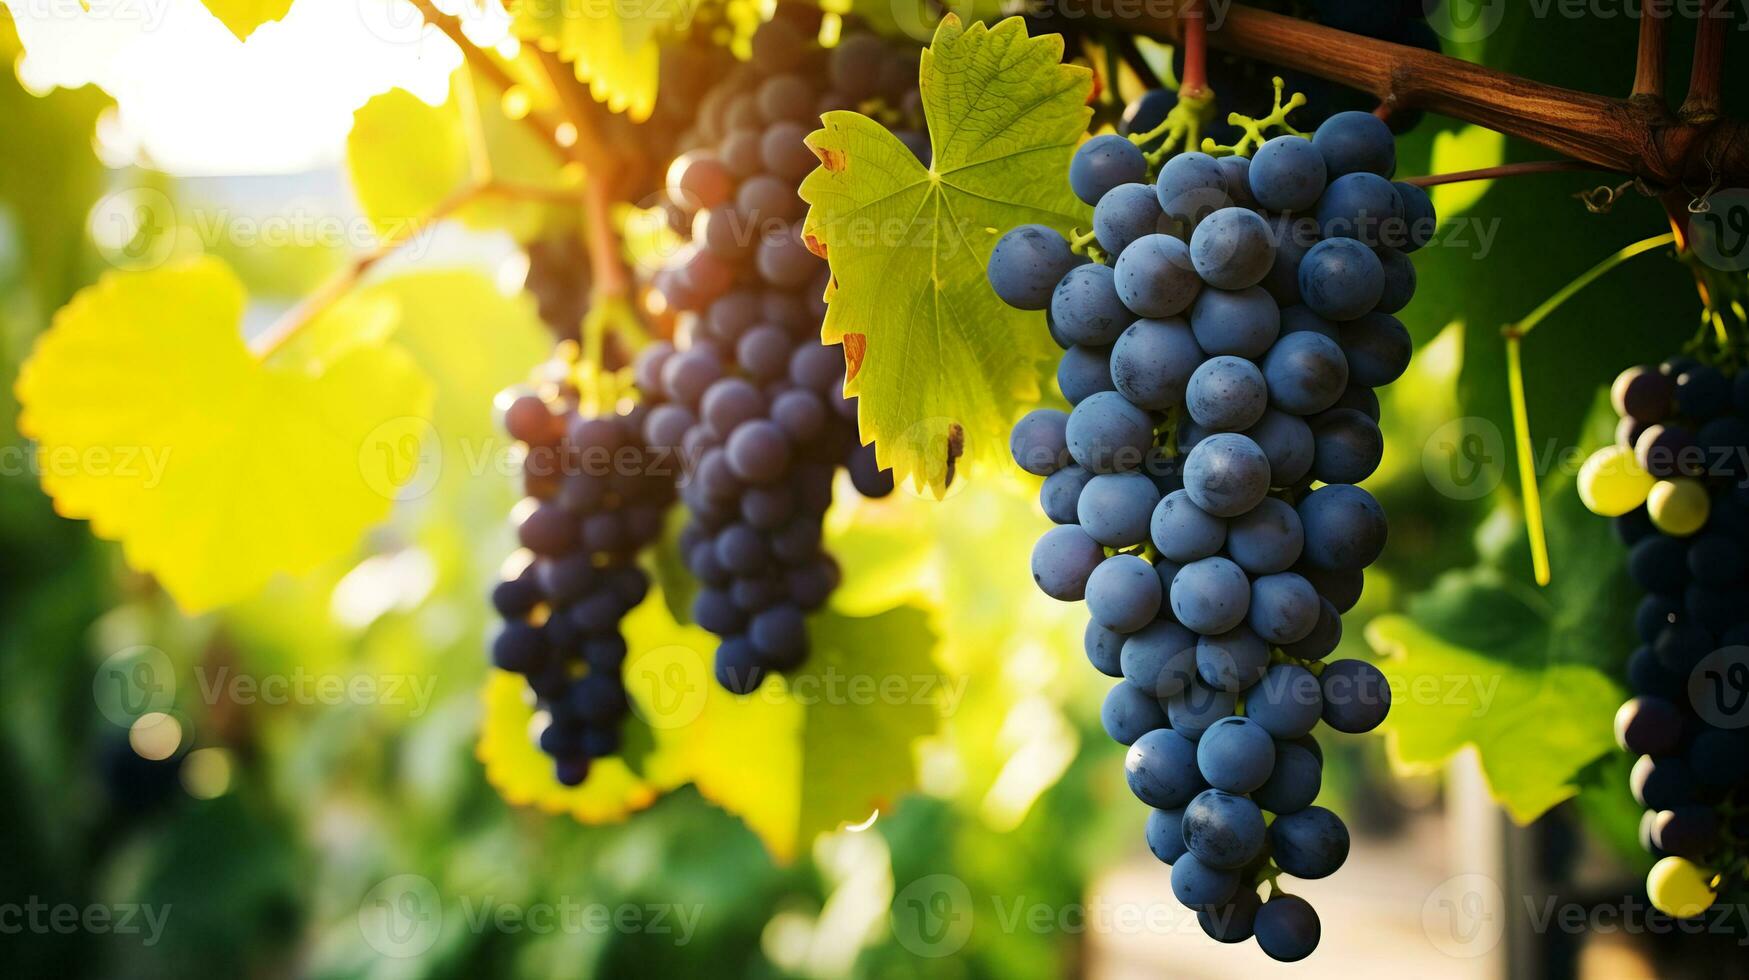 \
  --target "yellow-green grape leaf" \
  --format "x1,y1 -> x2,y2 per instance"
511,0 -> 686,122
201,0 -> 293,41
478,670 -> 662,823
14,257 -> 435,613
624,594 -> 942,862
347,69 -> 575,243
800,16 -> 1091,496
